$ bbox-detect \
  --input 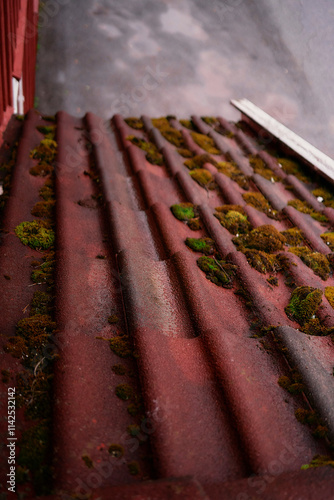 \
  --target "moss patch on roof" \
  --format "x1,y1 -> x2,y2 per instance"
216,160 -> 249,190
184,153 -> 217,170
289,246 -> 330,280
189,168 -> 213,187
15,220 -> 55,249
191,131 -> 220,155
197,256 -> 237,288
127,136 -> 164,166
242,192 -> 278,219
233,224 -> 286,253
124,117 -> 144,129
285,286 -> 322,326
214,205 -> 250,235
287,199 -> 328,223
277,157 -> 311,183
152,117 -> 186,148
249,155 -> 280,181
